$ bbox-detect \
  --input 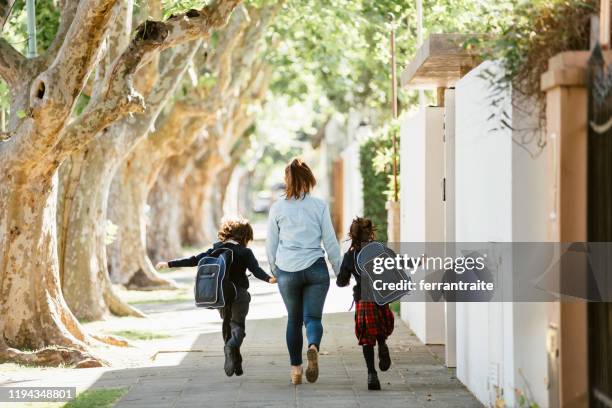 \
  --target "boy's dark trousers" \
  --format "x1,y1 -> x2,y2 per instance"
219,286 -> 250,348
